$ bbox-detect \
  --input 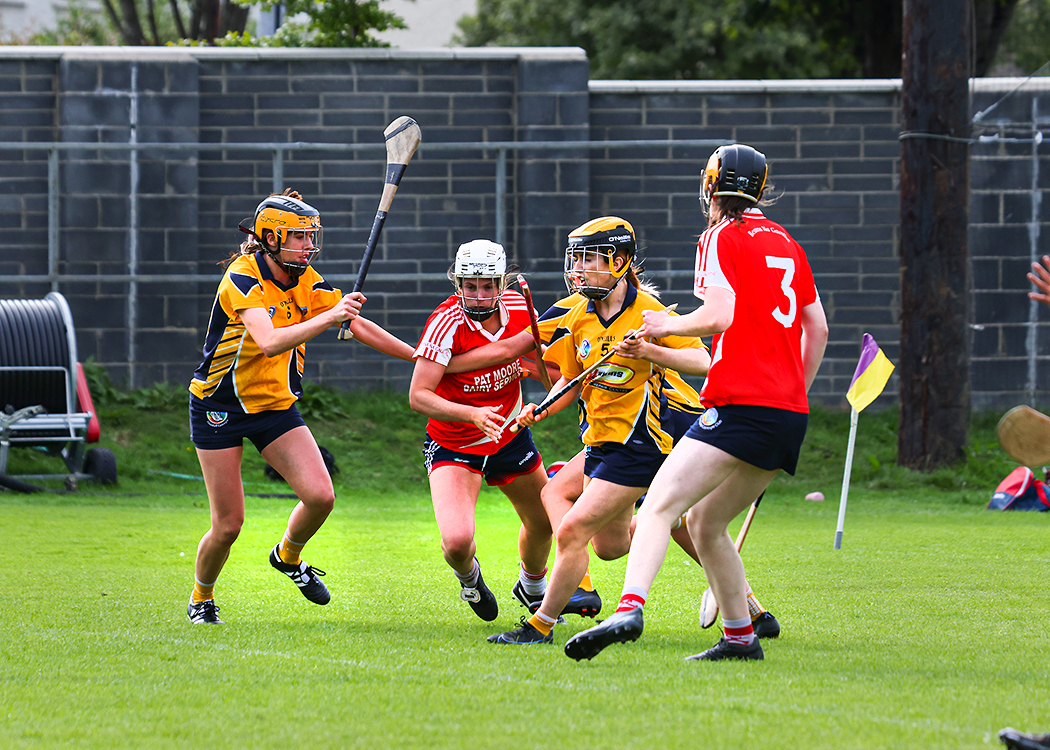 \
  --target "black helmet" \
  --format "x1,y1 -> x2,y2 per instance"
700,144 -> 767,216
